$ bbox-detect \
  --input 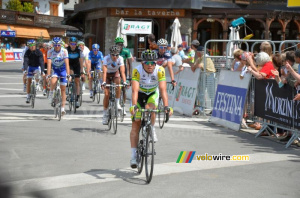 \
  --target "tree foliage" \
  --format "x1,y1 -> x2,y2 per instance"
5,0 -> 34,13
5,0 -> 23,11
23,2 -> 34,13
